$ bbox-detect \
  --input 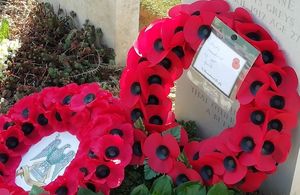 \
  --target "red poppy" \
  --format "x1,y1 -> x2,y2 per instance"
91,135 -> 132,167
81,182 -> 110,195
8,93 -> 39,121
236,105 -> 269,128
226,123 -> 264,166
155,52 -> 183,81
237,170 -> 267,192
235,22 -> 272,44
80,114 -> 113,139
68,108 -> 91,135
255,89 -> 300,114
0,144 -> 21,171
179,128 -> 189,146
183,0 -> 230,16
88,158 -> 125,188
143,133 -> 180,173
70,83 -> 112,112
18,120 -> 42,145
262,65 -> 298,94
161,14 -> 189,48
0,127 -> 28,155
184,12 -> 216,51
38,86 -> 60,109
255,131 -> 291,172
217,145 -> 247,185
236,67 -> 270,105
0,183 -> 26,195
253,40 -> 287,67
119,67 -> 147,108
136,19 -> 171,64
127,100 -> 148,123
232,7 -> 253,23
168,4 -> 189,18
141,84 -> 173,108
144,104 -> 175,133
55,83 -> 81,106
168,161 -> 200,186
105,123 -> 134,145
0,115 -> 15,132
130,129 -> 147,165
0,163 -> 14,183
45,104 -> 73,133
192,152 -> 225,185
264,112 -> 298,134
180,45 -> 195,69
126,46 -> 147,70
44,175 -> 78,195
